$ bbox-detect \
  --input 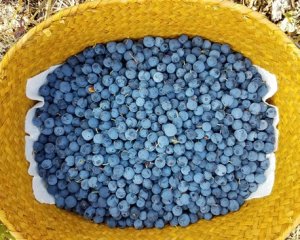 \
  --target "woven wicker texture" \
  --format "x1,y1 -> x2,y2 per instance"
0,0 -> 299,239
